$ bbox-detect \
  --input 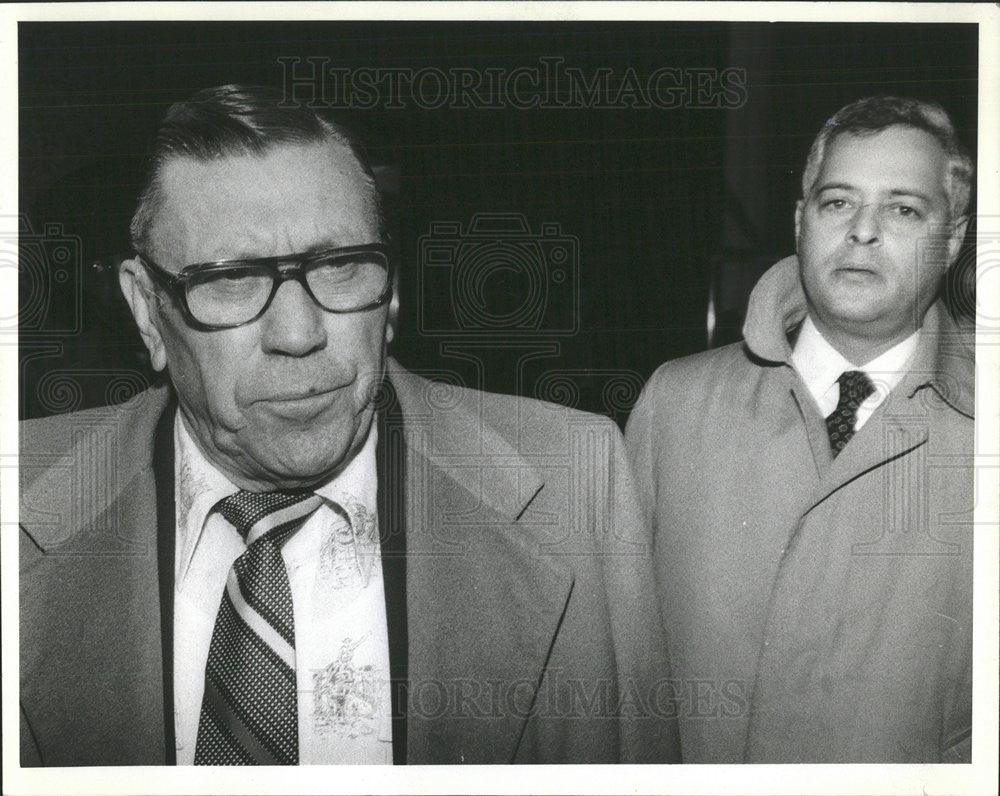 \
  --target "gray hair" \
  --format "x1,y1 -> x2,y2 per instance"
801,95 -> 974,221
130,84 -> 385,257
